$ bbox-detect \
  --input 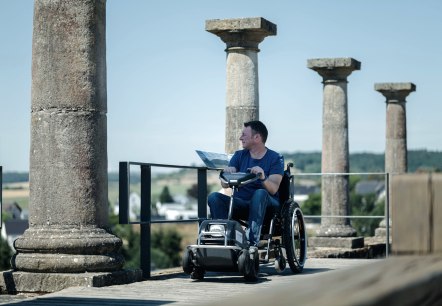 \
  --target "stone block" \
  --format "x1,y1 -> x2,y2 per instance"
0,269 -> 142,294
433,174 -> 442,253
205,17 -> 277,36
391,173 -> 442,255
374,82 -> 416,92
308,236 -> 364,249
307,57 -> 361,70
